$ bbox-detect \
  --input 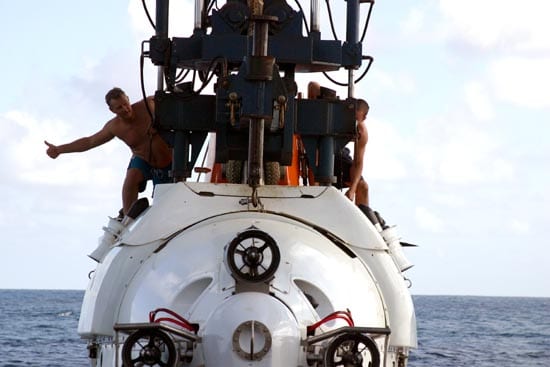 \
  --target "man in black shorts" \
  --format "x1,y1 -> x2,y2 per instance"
308,82 -> 370,207
333,98 -> 369,206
